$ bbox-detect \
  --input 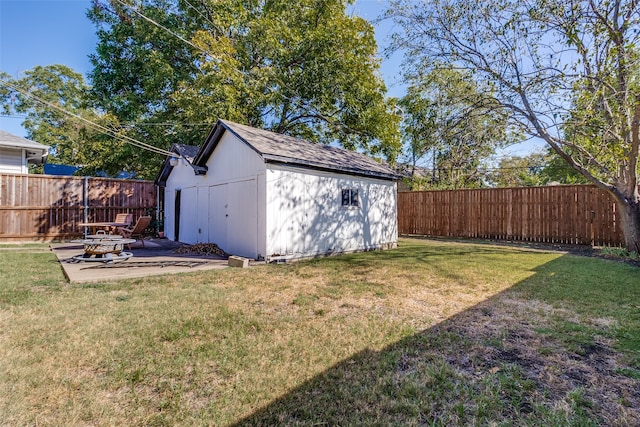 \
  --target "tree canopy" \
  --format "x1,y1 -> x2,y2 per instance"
0,65 -> 164,177
88,0 -> 401,168
0,65 -> 90,164
399,66 -> 515,190
388,0 -> 640,251
487,150 -> 589,188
